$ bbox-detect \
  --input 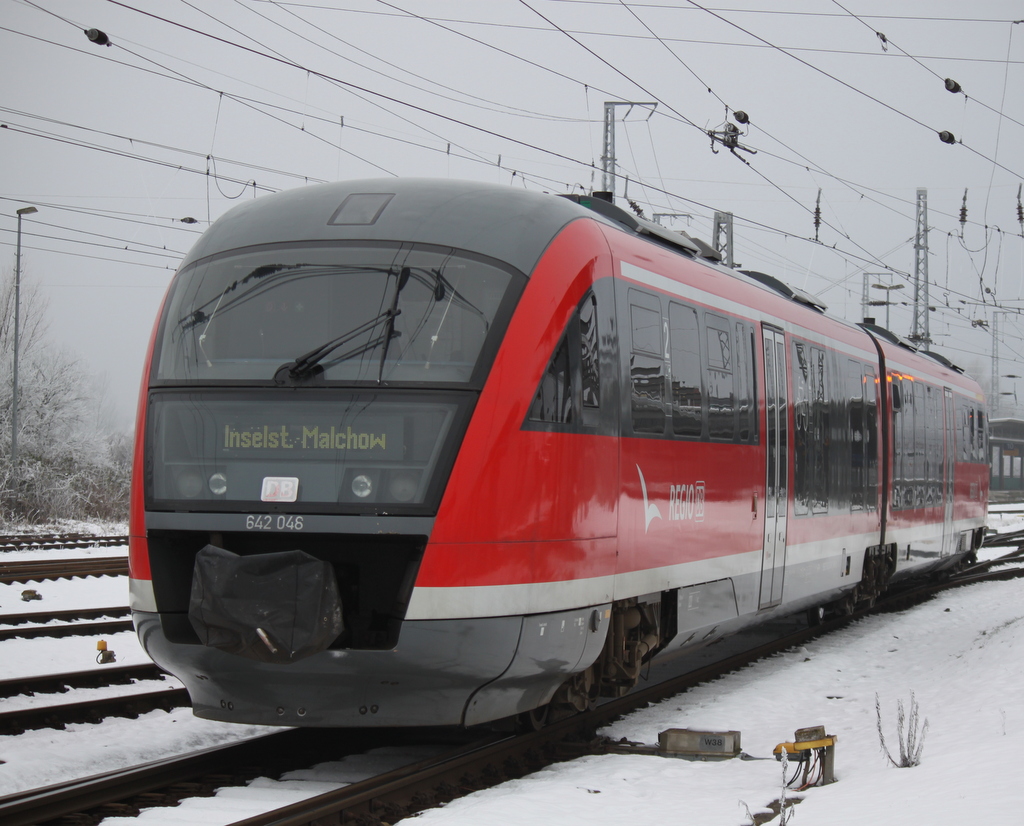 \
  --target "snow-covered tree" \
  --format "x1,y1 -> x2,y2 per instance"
0,268 -> 129,524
